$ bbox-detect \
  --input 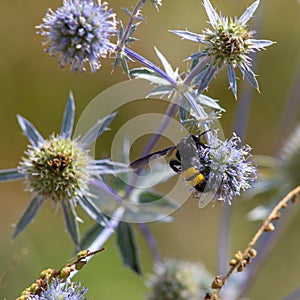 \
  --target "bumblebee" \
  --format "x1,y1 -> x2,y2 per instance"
130,132 -> 211,193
